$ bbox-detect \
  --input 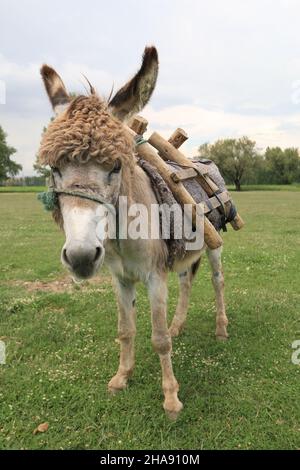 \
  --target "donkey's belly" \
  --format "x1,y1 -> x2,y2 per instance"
172,246 -> 206,273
